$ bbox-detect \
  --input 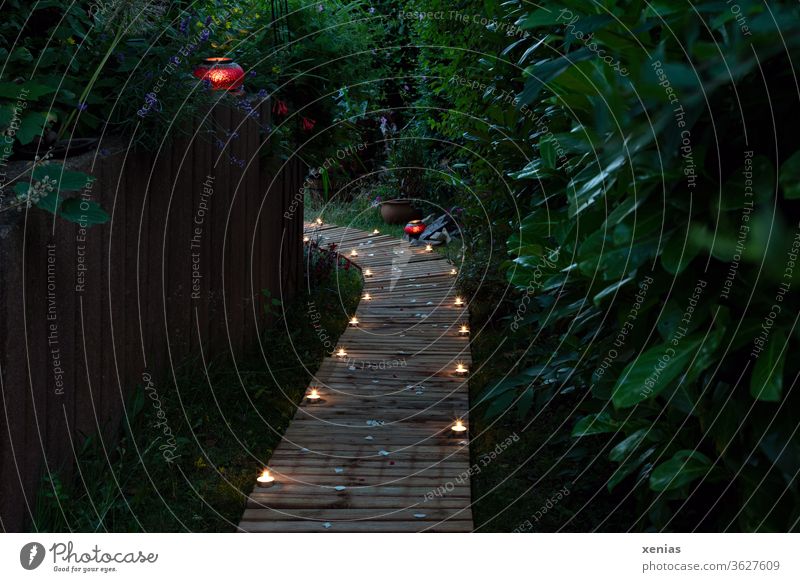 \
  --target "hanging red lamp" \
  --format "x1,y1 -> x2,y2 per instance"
193,57 -> 245,92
